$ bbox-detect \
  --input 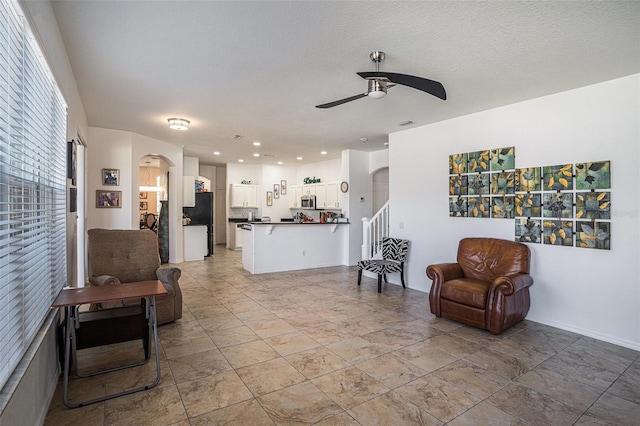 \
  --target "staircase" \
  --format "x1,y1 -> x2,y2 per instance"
361,201 -> 389,261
